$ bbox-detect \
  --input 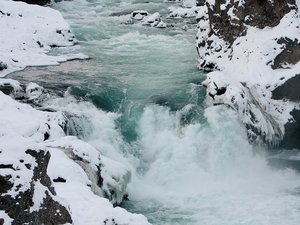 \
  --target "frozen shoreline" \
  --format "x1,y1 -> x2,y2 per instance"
0,0 -> 88,77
